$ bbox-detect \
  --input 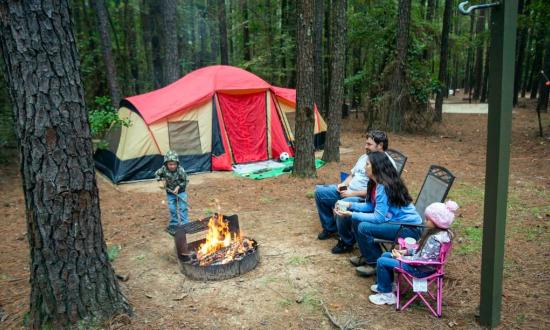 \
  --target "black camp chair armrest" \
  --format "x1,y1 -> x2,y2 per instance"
391,222 -> 426,228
